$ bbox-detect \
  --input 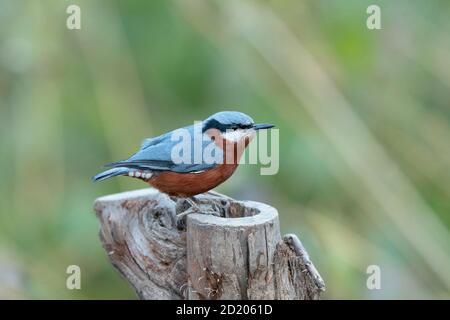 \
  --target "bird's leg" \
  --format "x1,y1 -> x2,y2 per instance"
184,196 -> 200,212
205,190 -> 232,199
186,196 -> 219,215
176,196 -> 219,229
175,196 -> 199,216
176,197 -> 200,229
